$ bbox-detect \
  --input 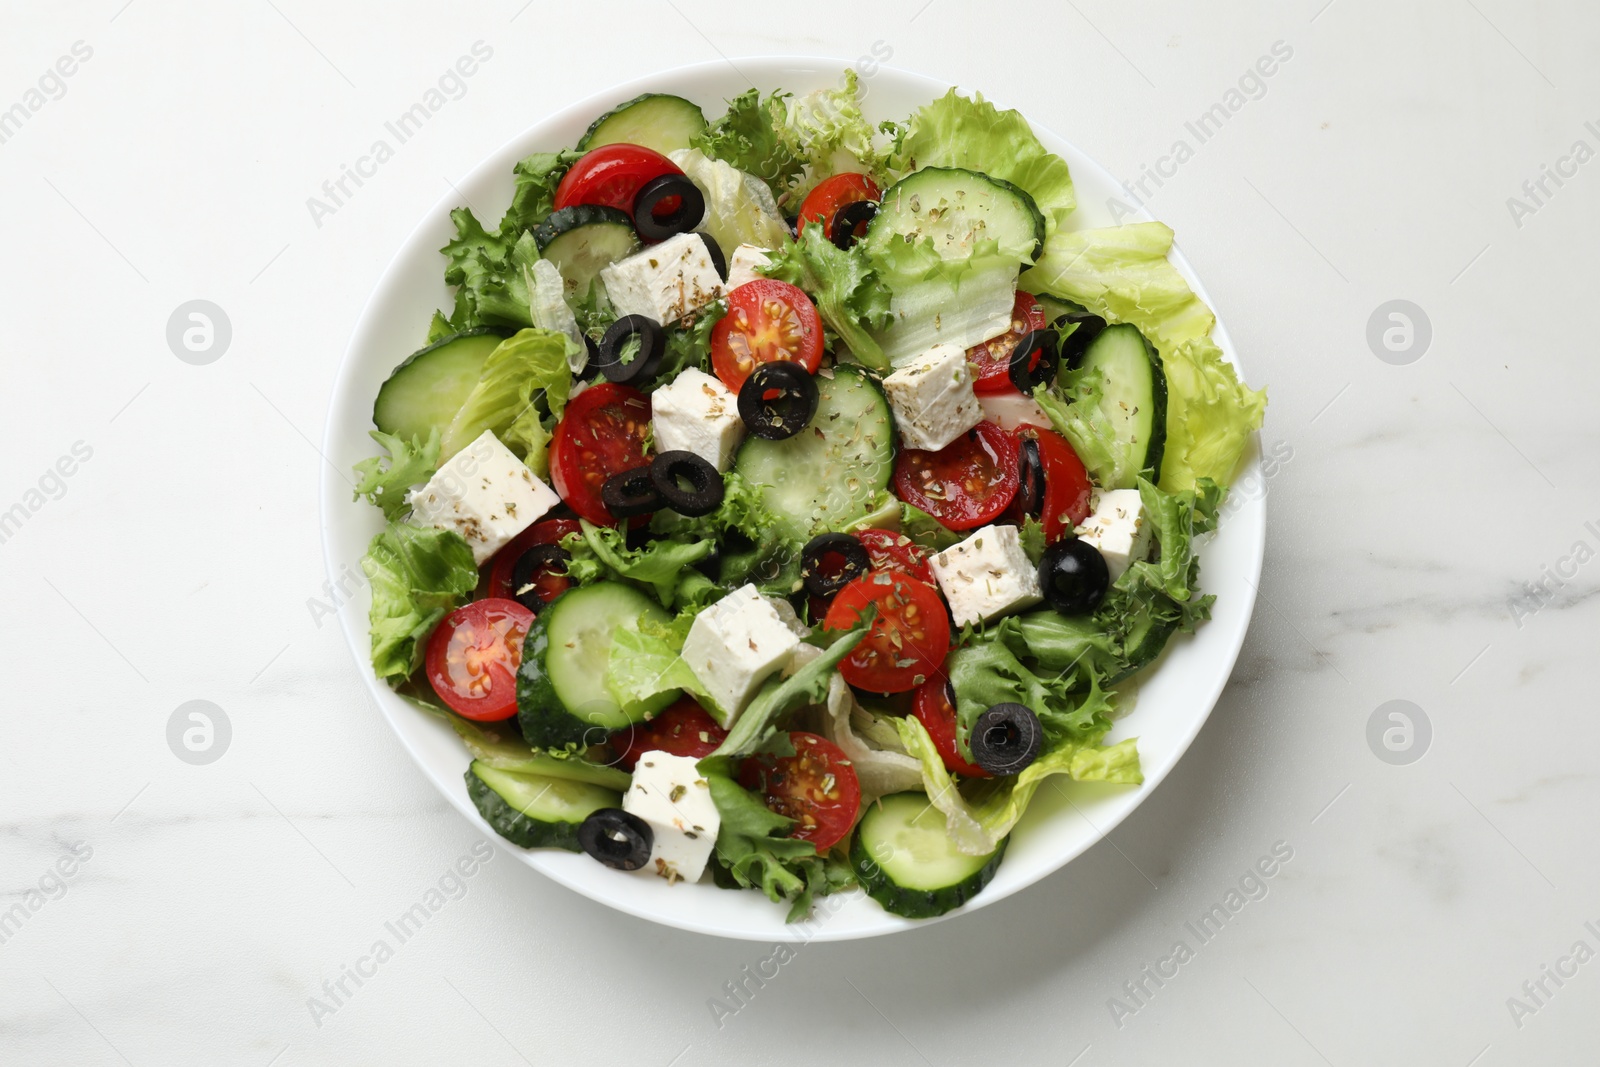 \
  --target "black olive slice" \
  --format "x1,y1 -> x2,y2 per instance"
1058,312 -> 1108,370
829,200 -> 878,250
698,232 -> 727,280
649,450 -> 725,517
969,703 -> 1043,776
737,361 -> 818,440
1038,538 -> 1110,615
509,544 -> 570,612
800,533 -> 871,597
632,174 -> 705,241
577,808 -> 654,871
601,467 -> 662,518
1015,437 -> 1045,519
596,315 -> 666,384
1009,329 -> 1060,394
